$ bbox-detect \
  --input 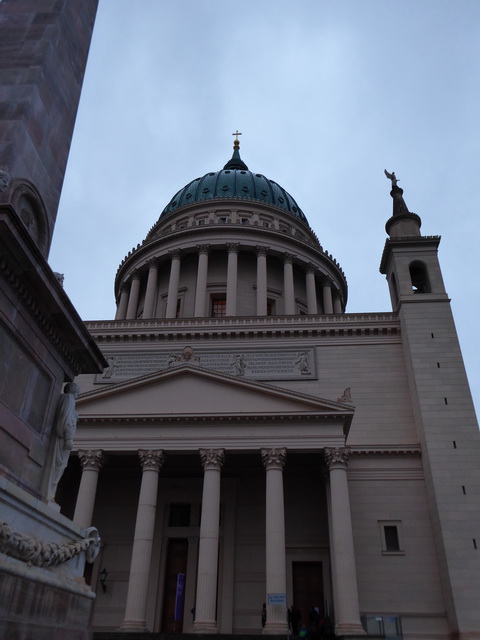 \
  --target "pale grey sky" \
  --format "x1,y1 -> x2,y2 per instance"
49,0 -> 480,414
